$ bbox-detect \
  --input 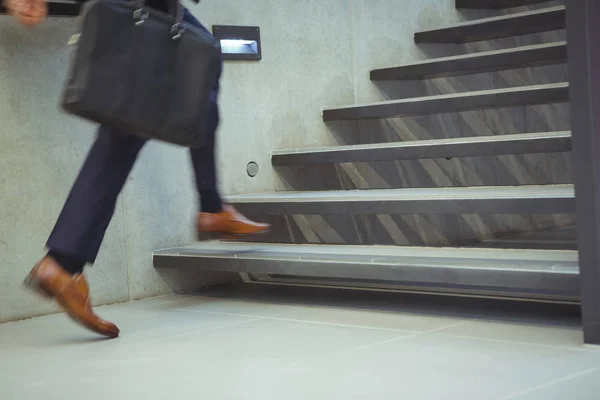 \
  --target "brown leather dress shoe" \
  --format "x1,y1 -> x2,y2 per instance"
24,257 -> 120,338
197,205 -> 270,237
